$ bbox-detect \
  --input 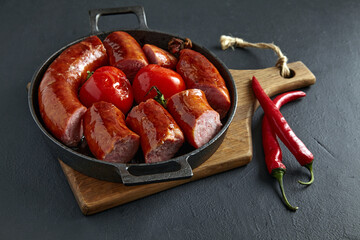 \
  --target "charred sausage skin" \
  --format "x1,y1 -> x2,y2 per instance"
142,44 -> 178,69
103,31 -> 148,82
176,49 -> 231,119
126,99 -> 185,163
38,36 -> 108,147
167,89 -> 222,149
83,101 -> 140,163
